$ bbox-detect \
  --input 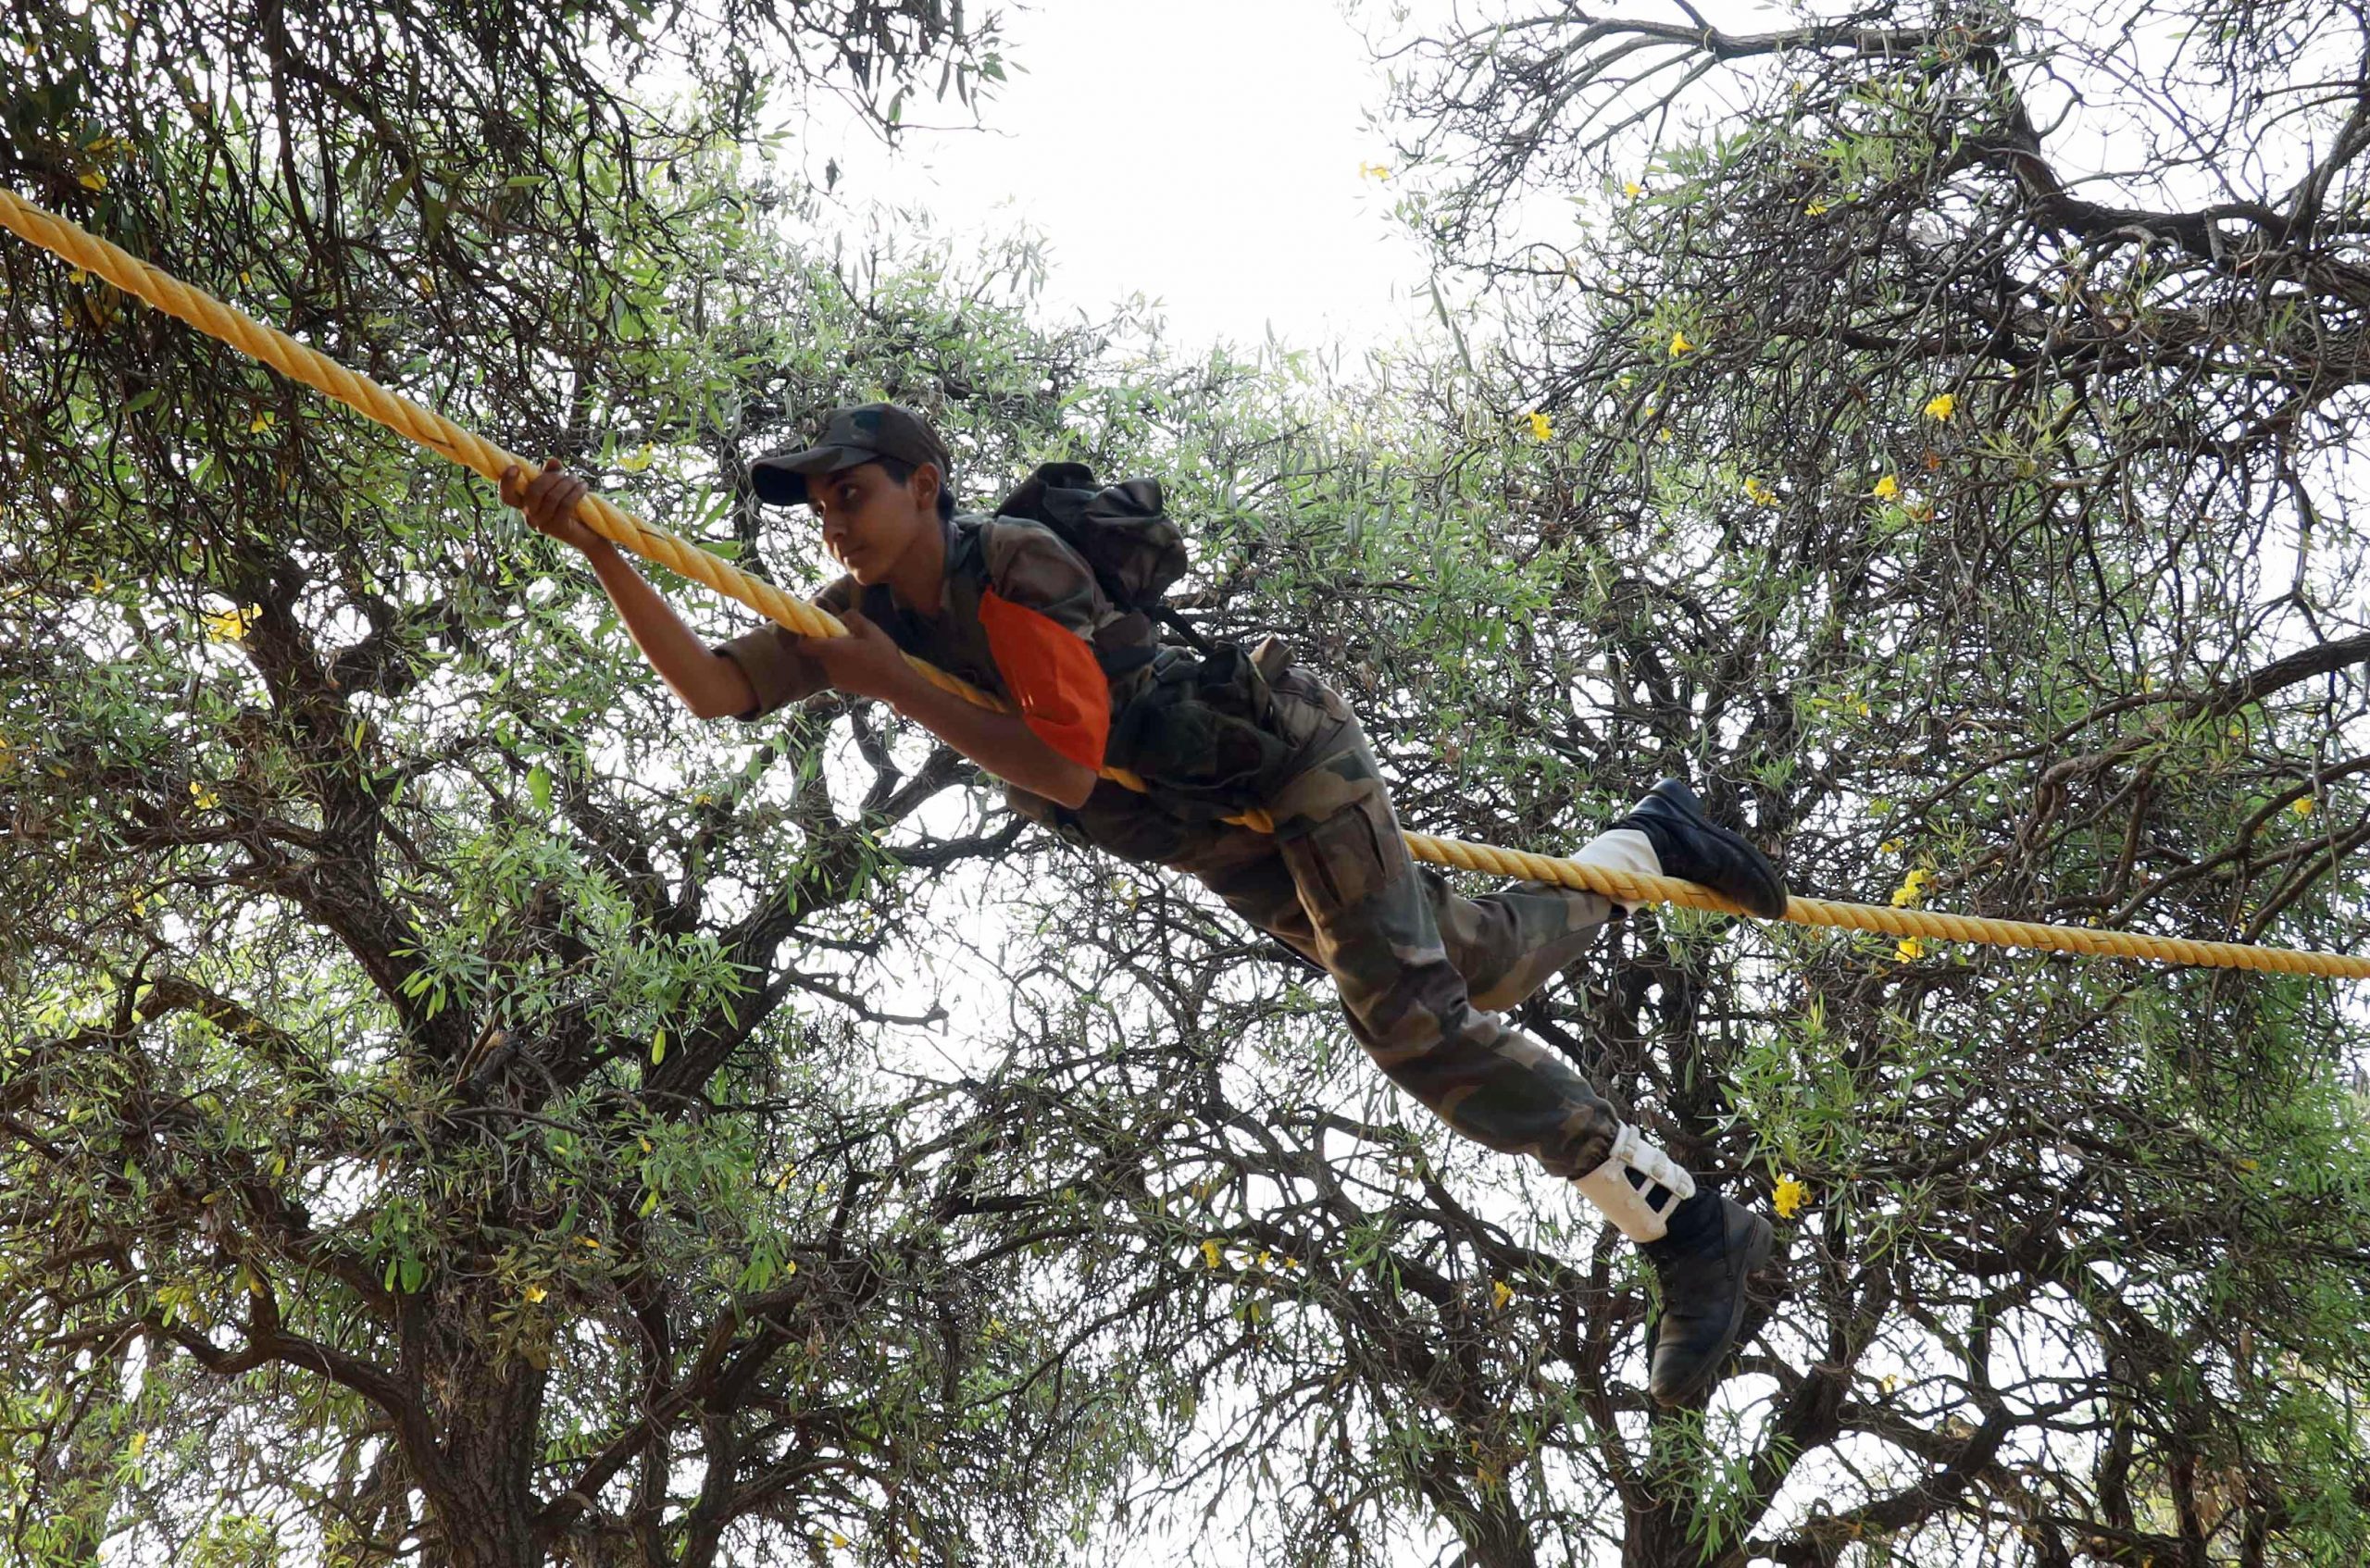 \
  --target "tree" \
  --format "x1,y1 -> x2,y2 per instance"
11,1 -> 2370,1565
1319,0 -> 2370,1561
1,4 -> 1199,1563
